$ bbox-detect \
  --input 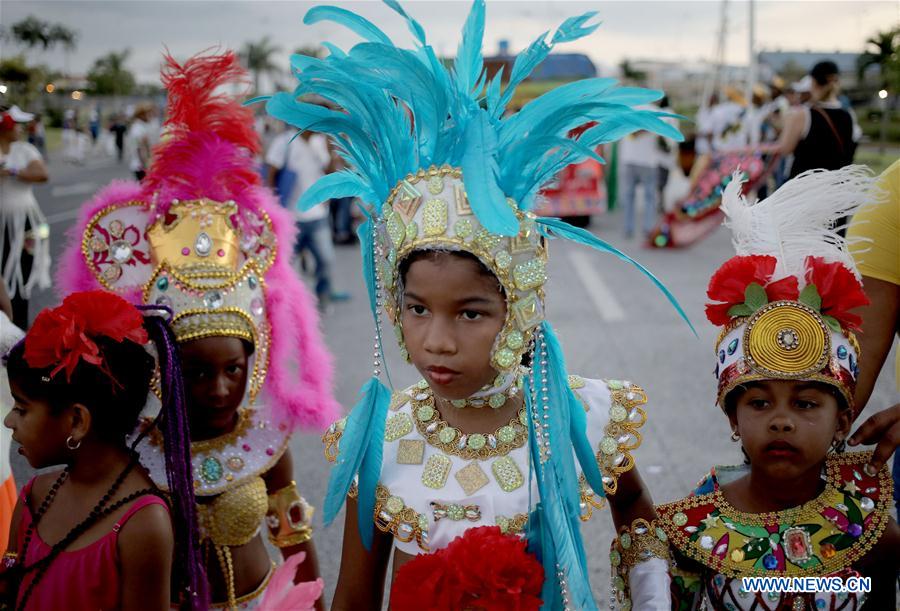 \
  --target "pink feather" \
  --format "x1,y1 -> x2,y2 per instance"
257,552 -> 325,611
